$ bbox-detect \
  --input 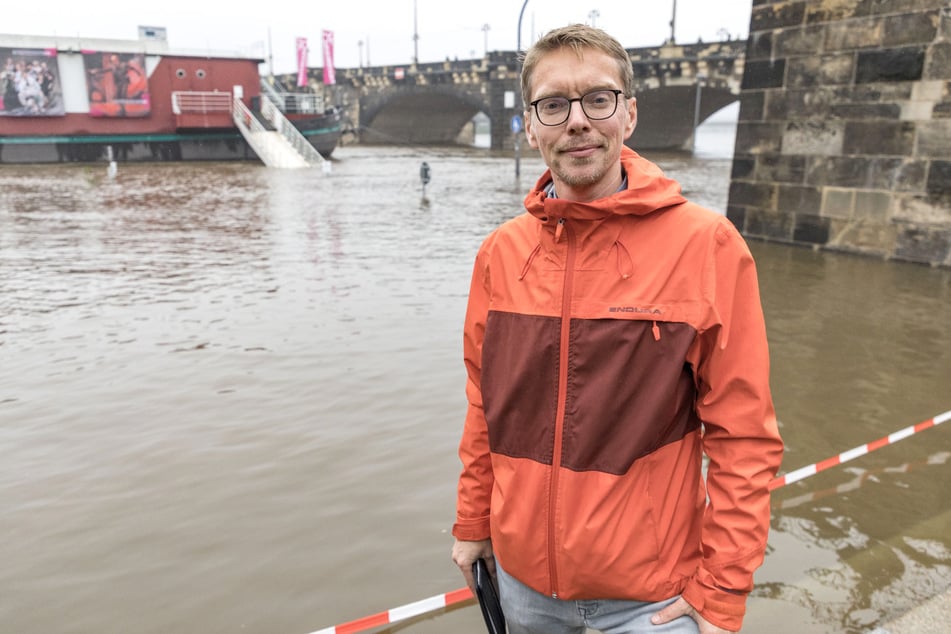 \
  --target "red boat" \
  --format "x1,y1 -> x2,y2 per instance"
0,32 -> 343,164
